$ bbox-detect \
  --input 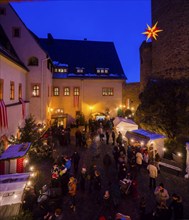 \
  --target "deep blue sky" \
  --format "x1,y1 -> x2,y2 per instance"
11,0 -> 151,82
